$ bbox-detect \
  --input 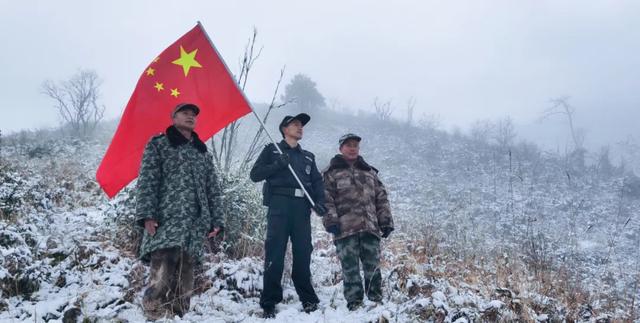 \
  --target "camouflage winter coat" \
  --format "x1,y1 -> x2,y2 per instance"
322,155 -> 393,241
135,126 -> 224,263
